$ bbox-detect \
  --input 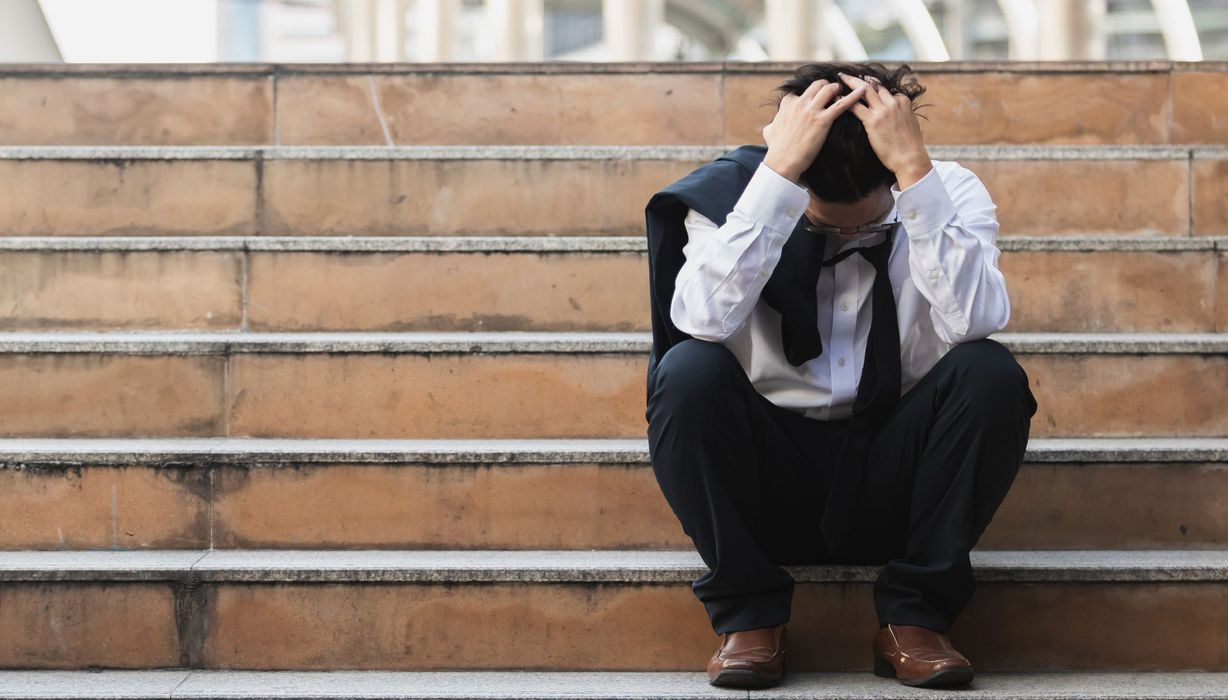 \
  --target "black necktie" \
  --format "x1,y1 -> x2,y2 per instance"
816,227 -> 903,556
